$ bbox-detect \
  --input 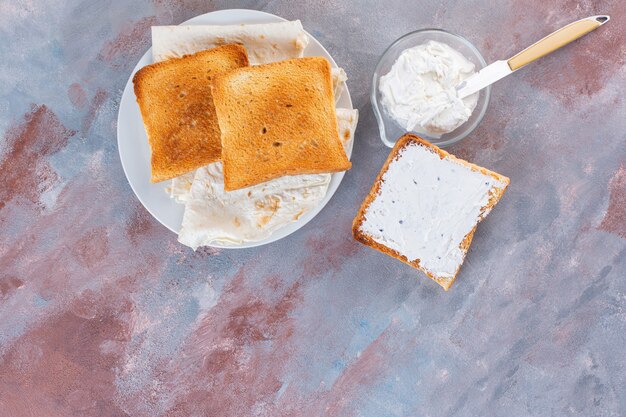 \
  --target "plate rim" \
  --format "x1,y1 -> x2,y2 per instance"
116,8 -> 354,249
